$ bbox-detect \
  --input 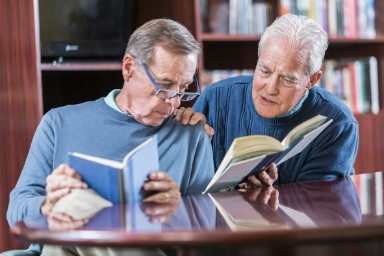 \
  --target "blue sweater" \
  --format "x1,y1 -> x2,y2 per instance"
7,98 -> 214,226
193,75 -> 358,184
